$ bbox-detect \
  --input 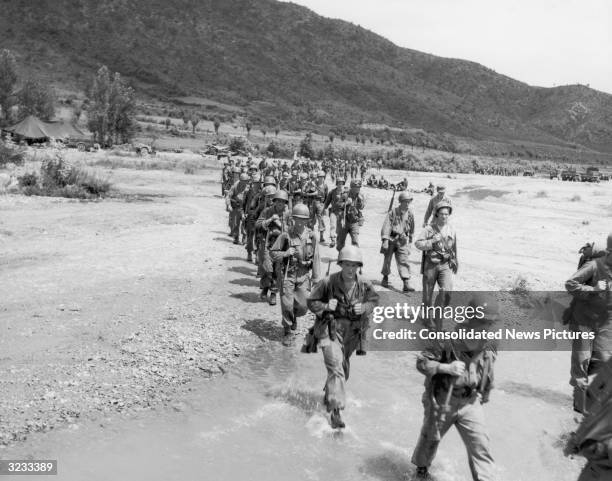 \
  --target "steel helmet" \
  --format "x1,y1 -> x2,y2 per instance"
263,175 -> 276,186
337,245 -> 363,266
282,171 -> 290,178
291,203 -> 310,218
350,179 -> 362,188
317,170 -> 325,177
398,192 -> 413,202
273,190 -> 289,202
336,178 -> 345,184
263,186 -> 277,197
299,172 -> 308,180
467,294 -> 501,323
239,173 -> 249,181
436,185 -> 446,192
435,199 -> 452,215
